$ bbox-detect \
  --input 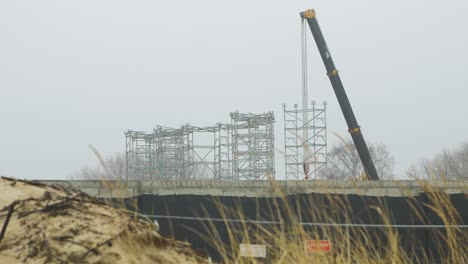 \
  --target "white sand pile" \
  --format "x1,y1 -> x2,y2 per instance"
0,177 -> 205,264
